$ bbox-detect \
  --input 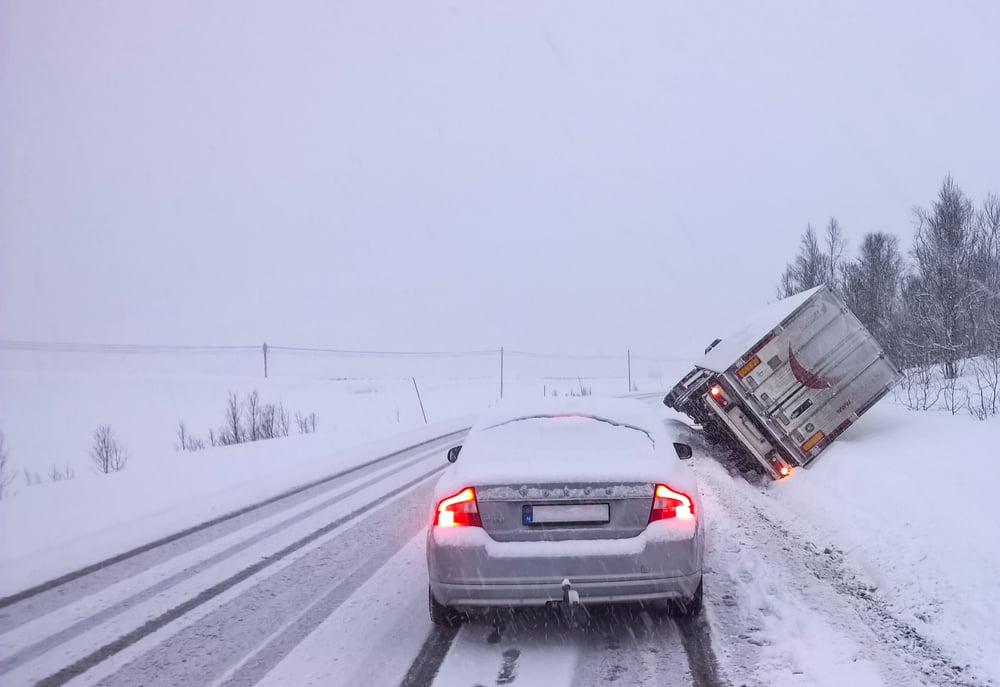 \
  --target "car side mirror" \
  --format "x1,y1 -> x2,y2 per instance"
447,445 -> 462,463
673,442 -> 693,460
